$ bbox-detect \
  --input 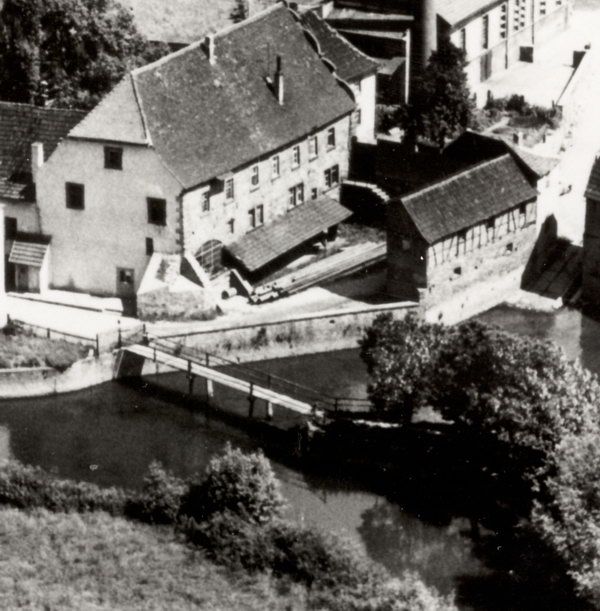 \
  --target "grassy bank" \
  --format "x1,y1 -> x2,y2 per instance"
0,507 -> 301,610
0,325 -> 88,370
